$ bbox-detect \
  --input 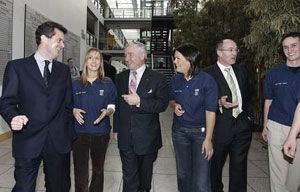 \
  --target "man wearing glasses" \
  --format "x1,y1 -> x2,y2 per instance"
263,32 -> 300,192
205,39 -> 253,192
